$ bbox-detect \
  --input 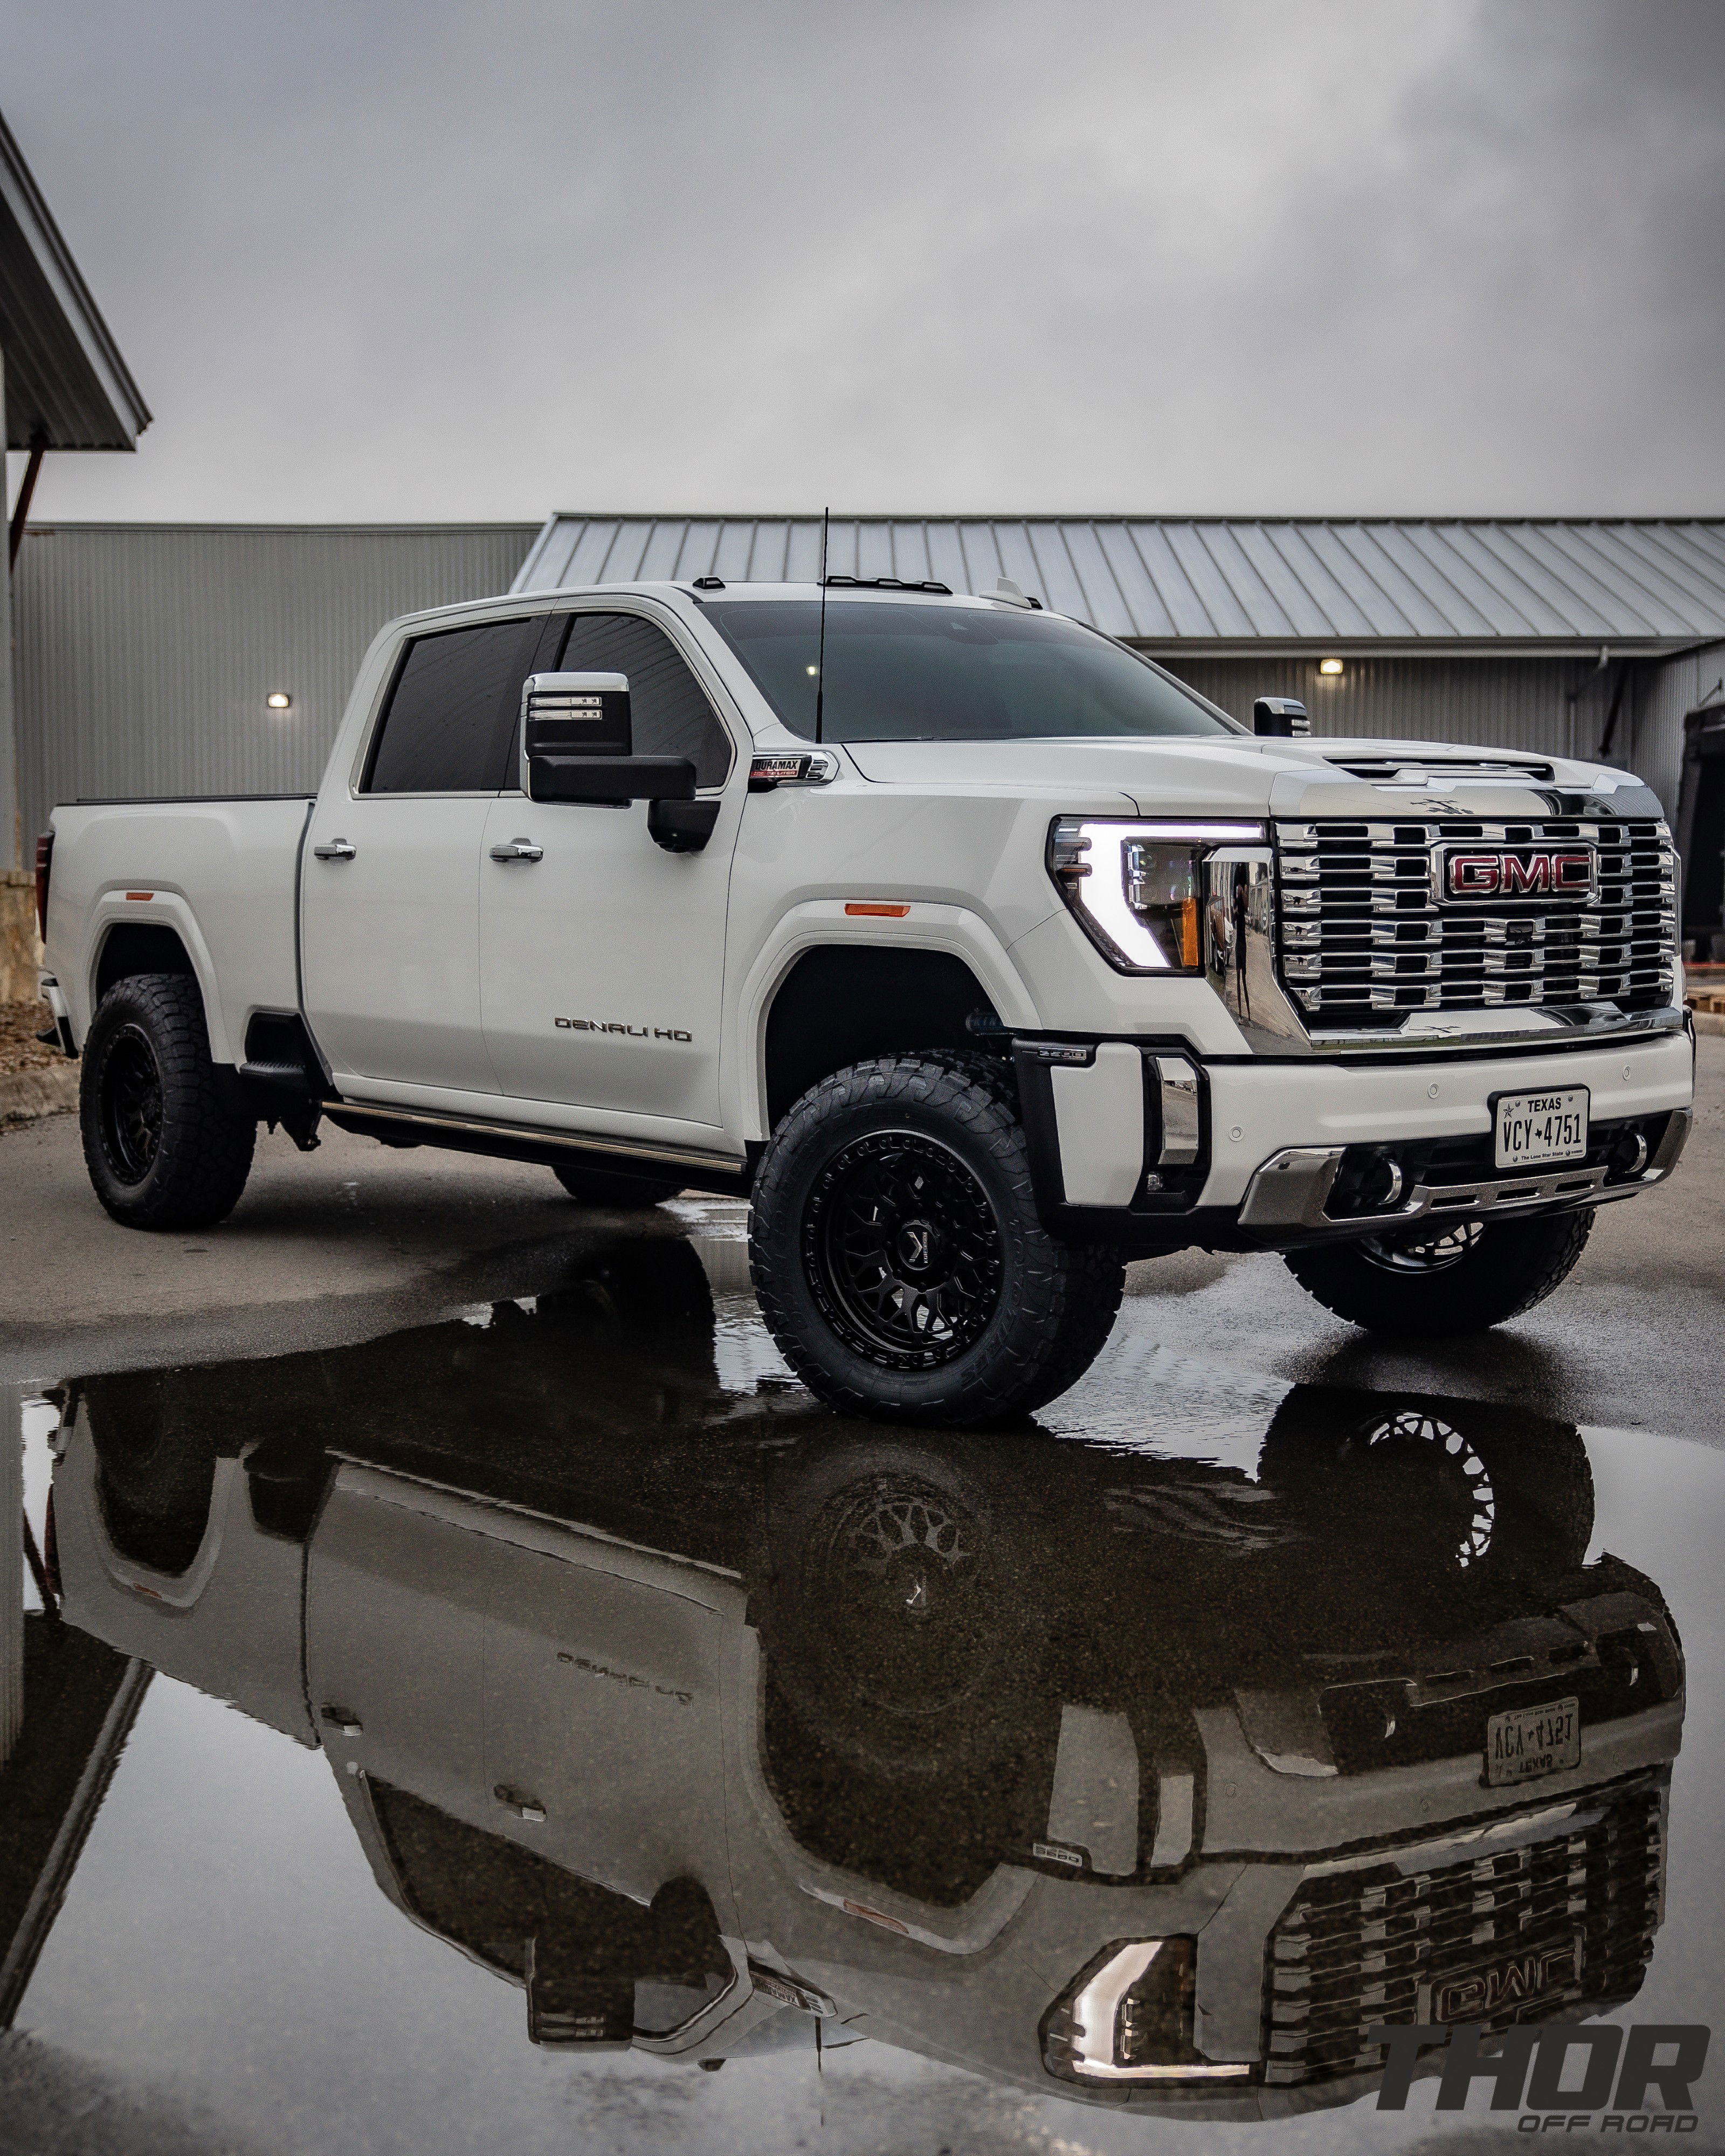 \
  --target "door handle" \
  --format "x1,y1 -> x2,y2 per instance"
488,839 -> 544,863
493,1782 -> 547,1822
312,839 -> 356,861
